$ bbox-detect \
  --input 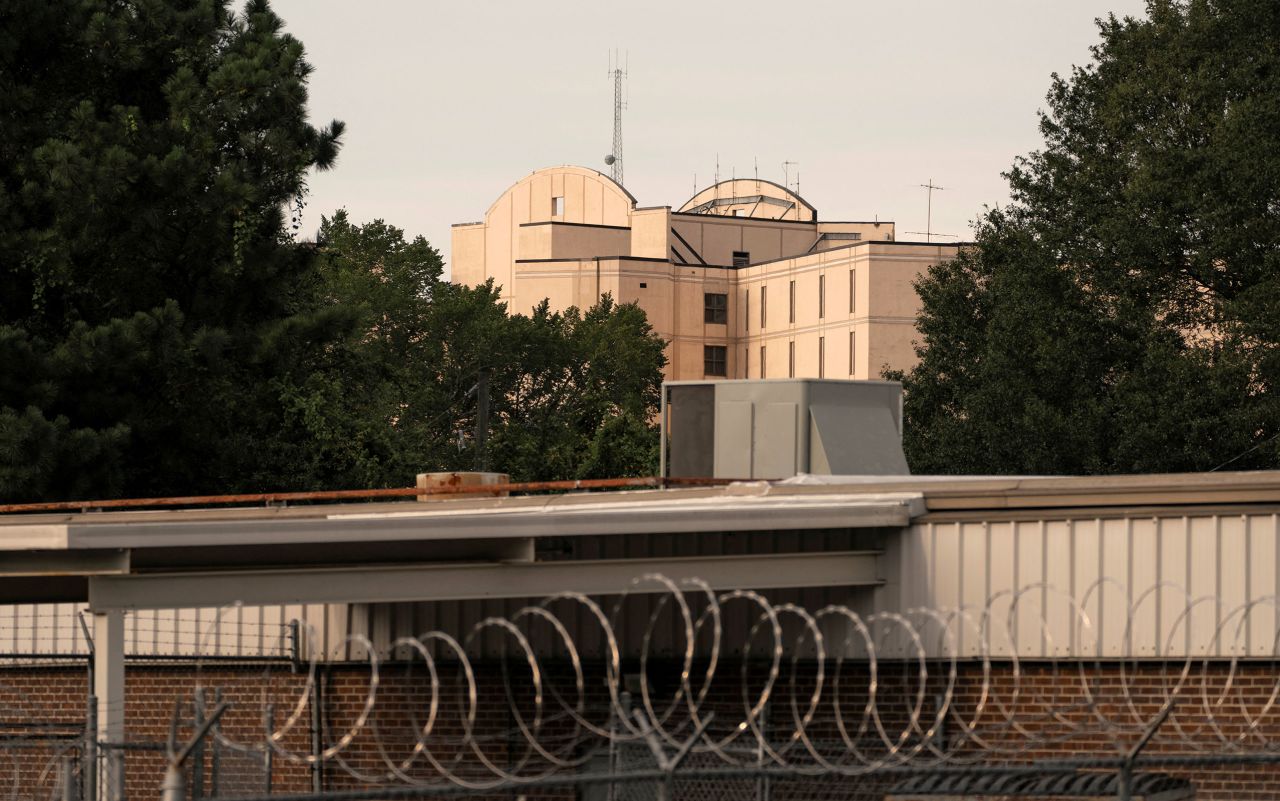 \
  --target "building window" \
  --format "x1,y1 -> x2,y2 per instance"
704,345 -> 727,377
745,288 -> 749,332
849,330 -> 856,375
743,347 -> 749,378
761,286 -> 767,328
760,345 -> 767,378
849,269 -> 856,313
704,293 -> 728,324
639,282 -> 647,288
551,196 -> 564,216
788,341 -> 795,378
733,251 -> 750,268
789,280 -> 796,323
819,274 -> 825,319
819,336 -> 825,378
